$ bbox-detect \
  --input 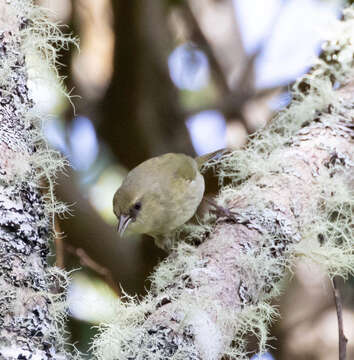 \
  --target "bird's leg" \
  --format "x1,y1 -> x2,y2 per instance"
153,234 -> 171,252
205,198 -> 239,222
